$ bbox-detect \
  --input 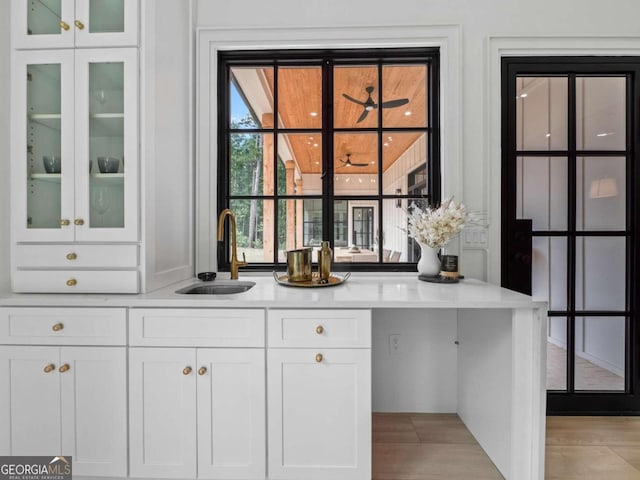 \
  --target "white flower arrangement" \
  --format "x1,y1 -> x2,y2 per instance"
405,197 -> 467,248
